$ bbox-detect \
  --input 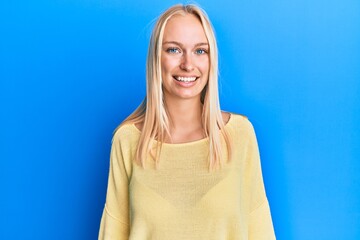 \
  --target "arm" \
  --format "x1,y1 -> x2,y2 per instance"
246,120 -> 276,239
99,131 -> 131,240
